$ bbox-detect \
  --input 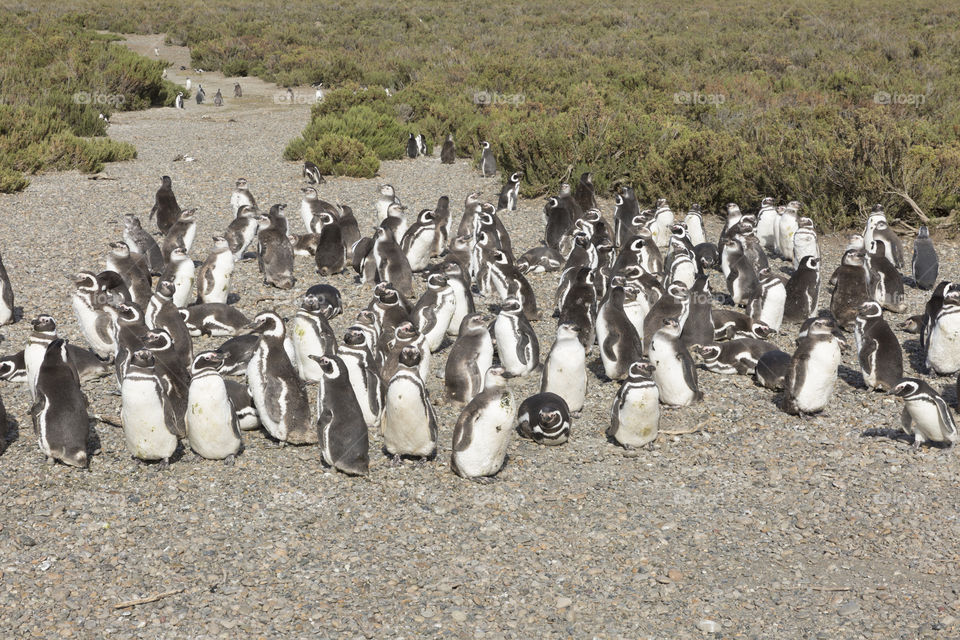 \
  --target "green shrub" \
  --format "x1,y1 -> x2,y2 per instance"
299,134 -> 380,178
